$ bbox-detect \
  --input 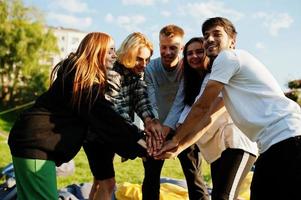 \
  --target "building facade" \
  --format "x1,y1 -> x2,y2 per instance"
48,26 -> 87,67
